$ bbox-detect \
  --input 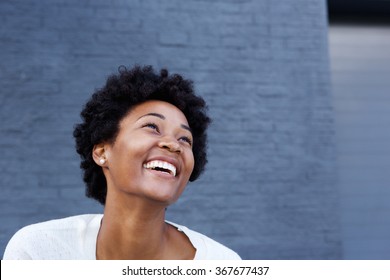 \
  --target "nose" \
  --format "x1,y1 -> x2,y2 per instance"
158,137 -> 182,153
